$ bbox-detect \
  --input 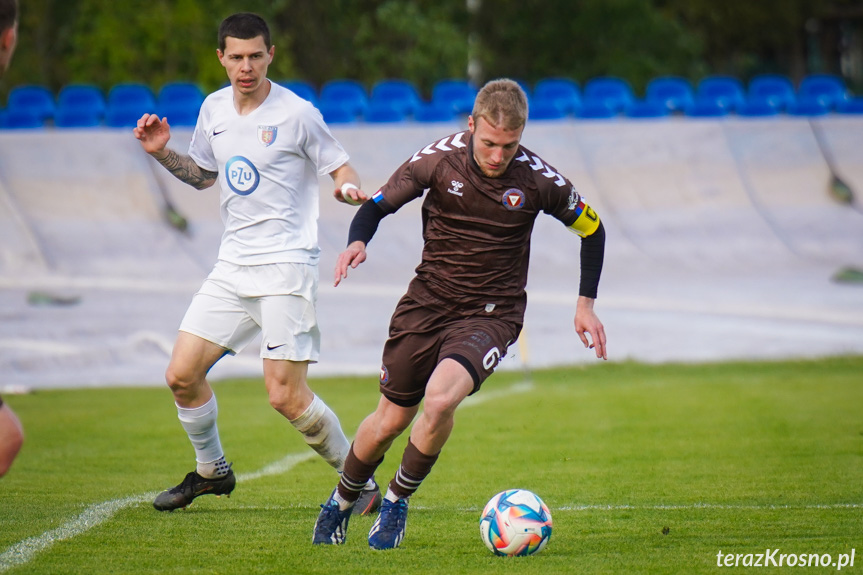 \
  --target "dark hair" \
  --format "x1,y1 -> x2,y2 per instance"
218,12 -> 271,52
0,0 -> 17,32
